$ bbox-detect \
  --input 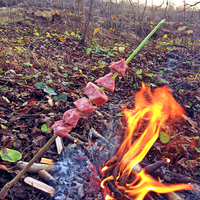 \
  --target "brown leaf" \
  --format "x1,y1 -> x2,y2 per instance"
2,136 -> 15,148
18,134 -> 29,140
46,95 -> 54,107
14,107 -> 30,115
178,144 -> 189,159
32,135 -> 46,146
31,128 -> 42,134
0,164 -> 8,171
0,97 -> 9,107
27,99 -> 38,107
